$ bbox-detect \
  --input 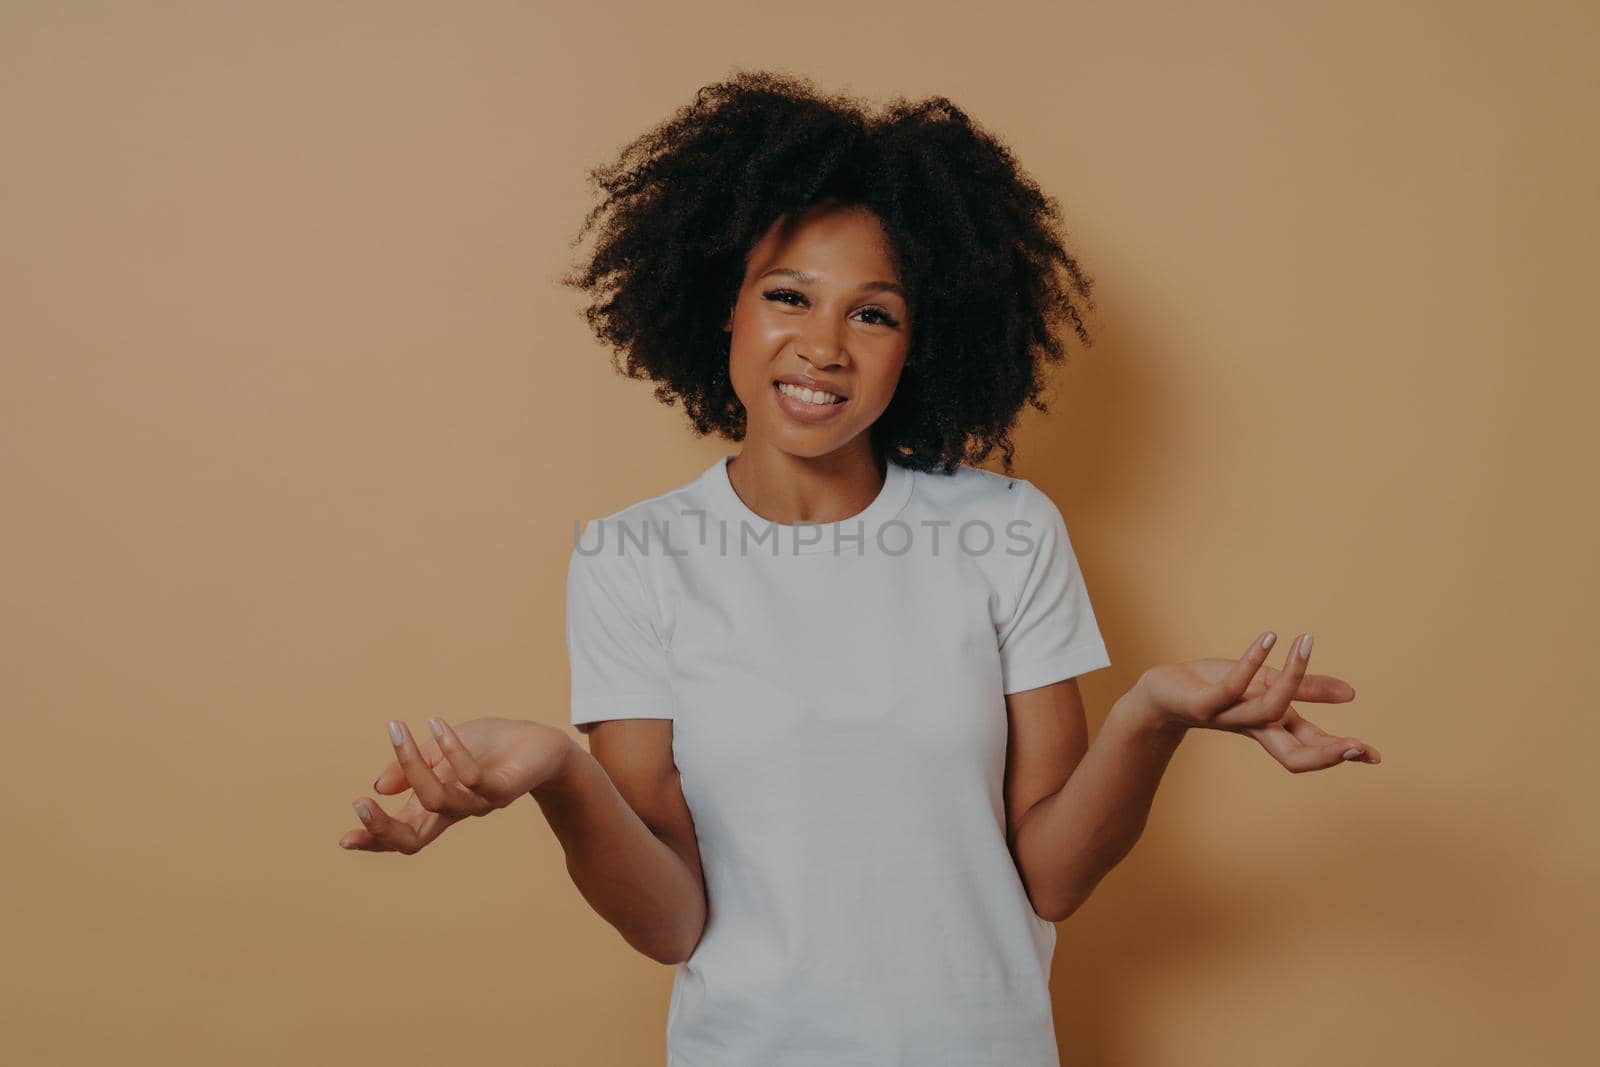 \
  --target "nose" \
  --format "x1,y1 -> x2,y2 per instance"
796,325 -> 848,370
